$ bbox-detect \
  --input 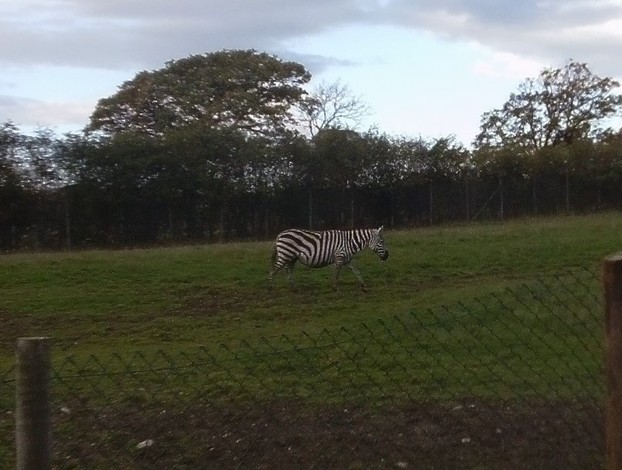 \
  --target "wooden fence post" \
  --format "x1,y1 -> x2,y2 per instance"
605,253 -> 622,470
16,337 -> 51,470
